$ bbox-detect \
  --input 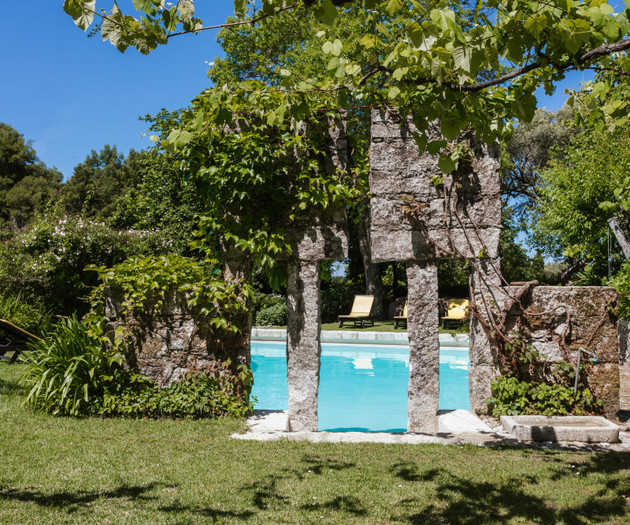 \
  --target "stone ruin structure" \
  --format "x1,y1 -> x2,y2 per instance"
470,285 -> 627,419
369,109 -> 502,432
104,109 -> 630,429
